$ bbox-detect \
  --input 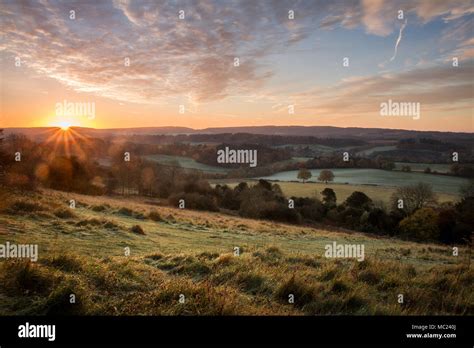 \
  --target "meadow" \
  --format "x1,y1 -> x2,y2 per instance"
145,154 -> 229,174
394,162 -> 452,173
213,180 -> 460,205
257,168 -> 468,195
0,189 -> 471,315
